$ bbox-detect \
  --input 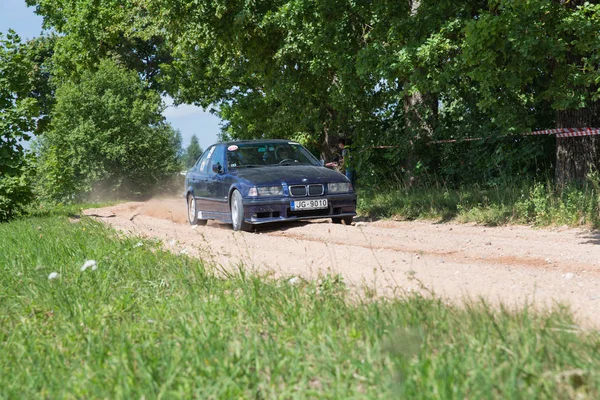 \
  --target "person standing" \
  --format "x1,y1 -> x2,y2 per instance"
337,138 -> 356,187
